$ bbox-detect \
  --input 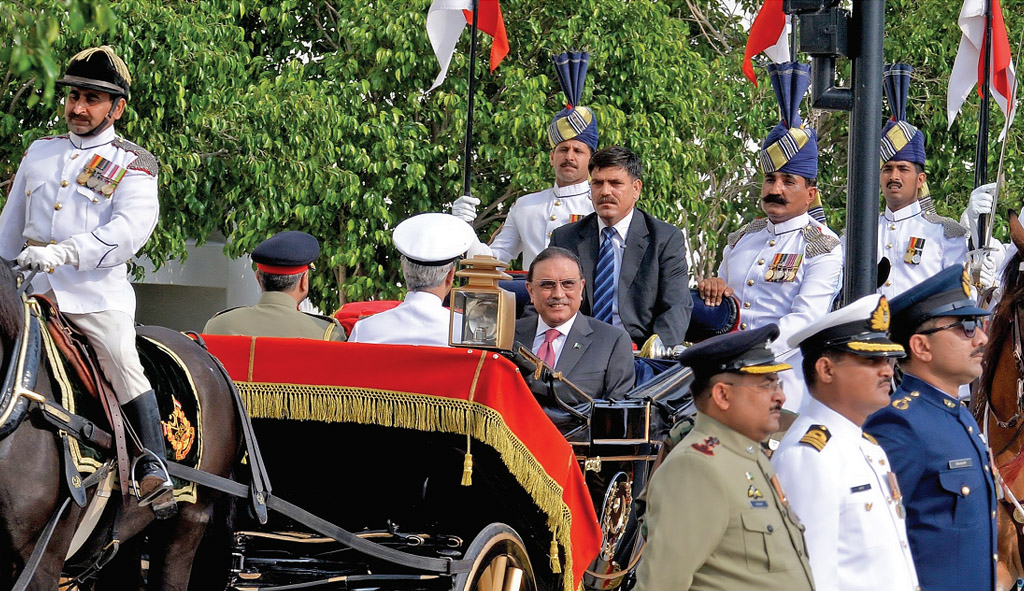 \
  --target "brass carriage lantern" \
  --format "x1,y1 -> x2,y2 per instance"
449,255 -> 515,350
